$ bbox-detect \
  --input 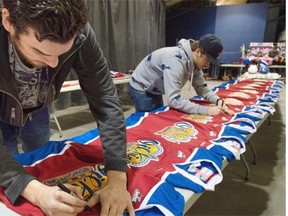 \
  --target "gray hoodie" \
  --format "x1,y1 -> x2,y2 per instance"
130,38 -> 220,114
